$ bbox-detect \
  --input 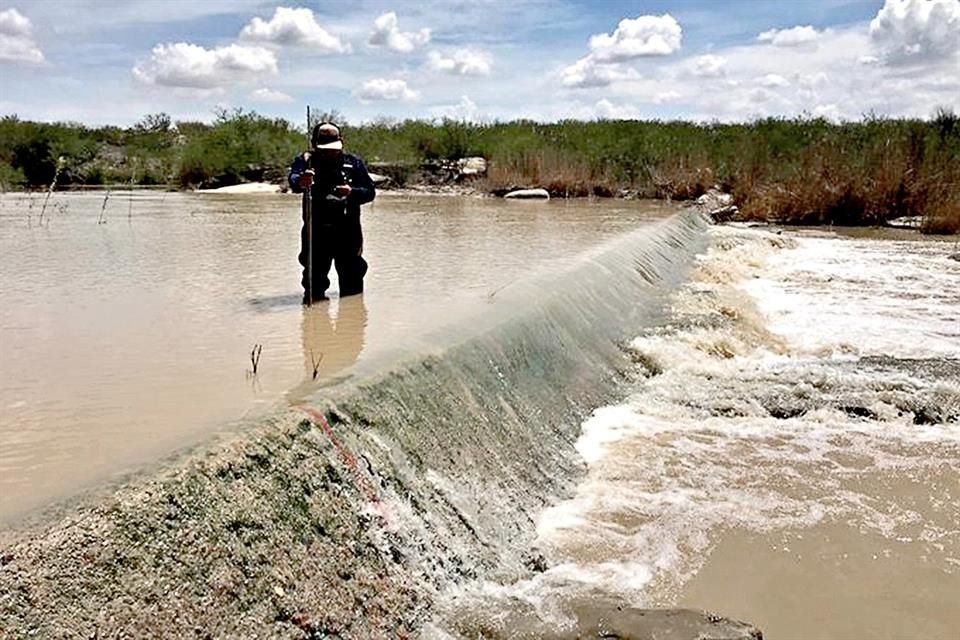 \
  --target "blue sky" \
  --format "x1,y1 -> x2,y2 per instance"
1,0 -> 957,125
